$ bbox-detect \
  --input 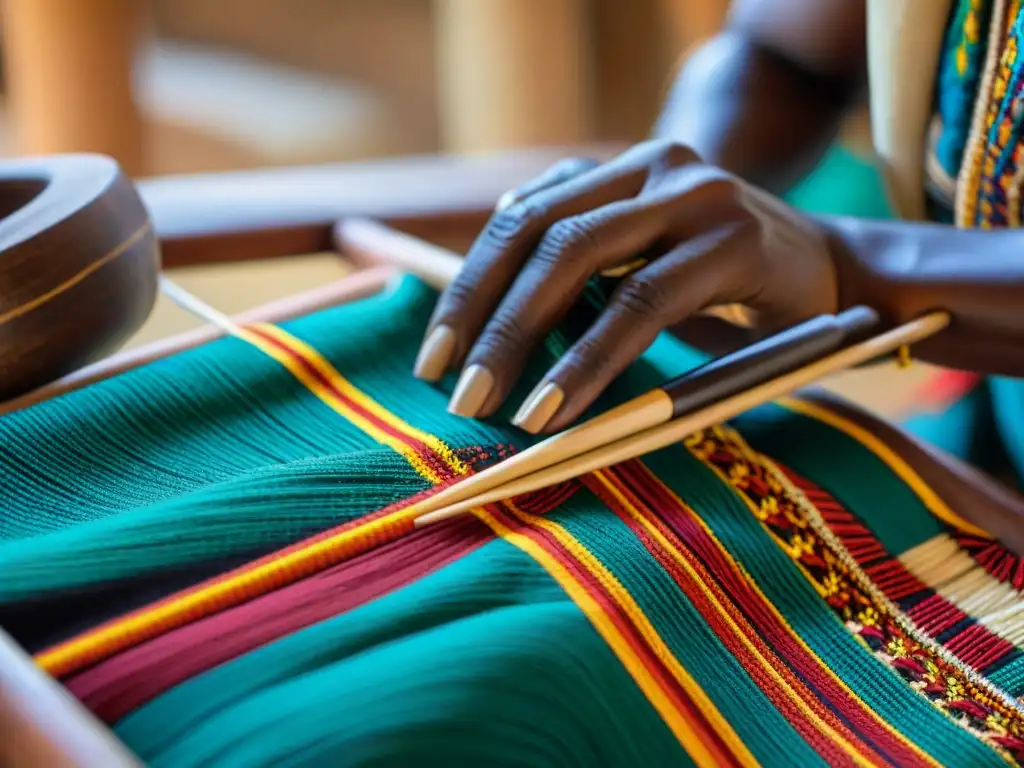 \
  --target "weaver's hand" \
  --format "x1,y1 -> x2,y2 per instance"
413,140 -> 842,433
